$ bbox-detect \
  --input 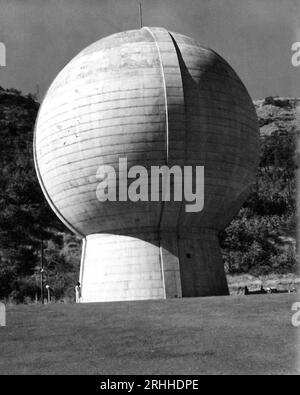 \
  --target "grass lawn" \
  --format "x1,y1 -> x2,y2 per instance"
0,294 -> 299,375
